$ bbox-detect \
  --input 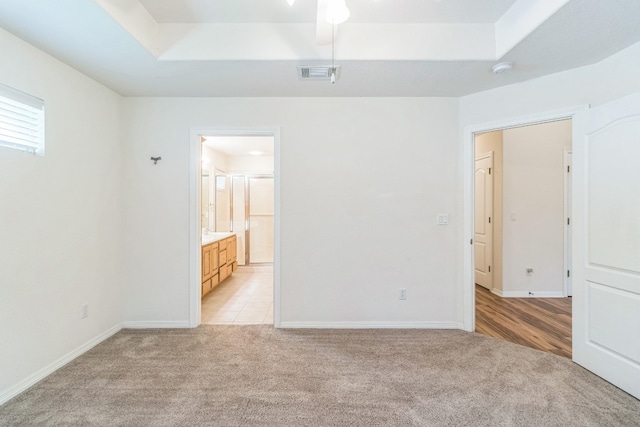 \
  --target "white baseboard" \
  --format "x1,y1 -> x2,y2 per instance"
122,320 -> 192,329
492,288 -> 504,297
277,321 -> 464,329
0,323 -> 122,406
496,290 -> 566,298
